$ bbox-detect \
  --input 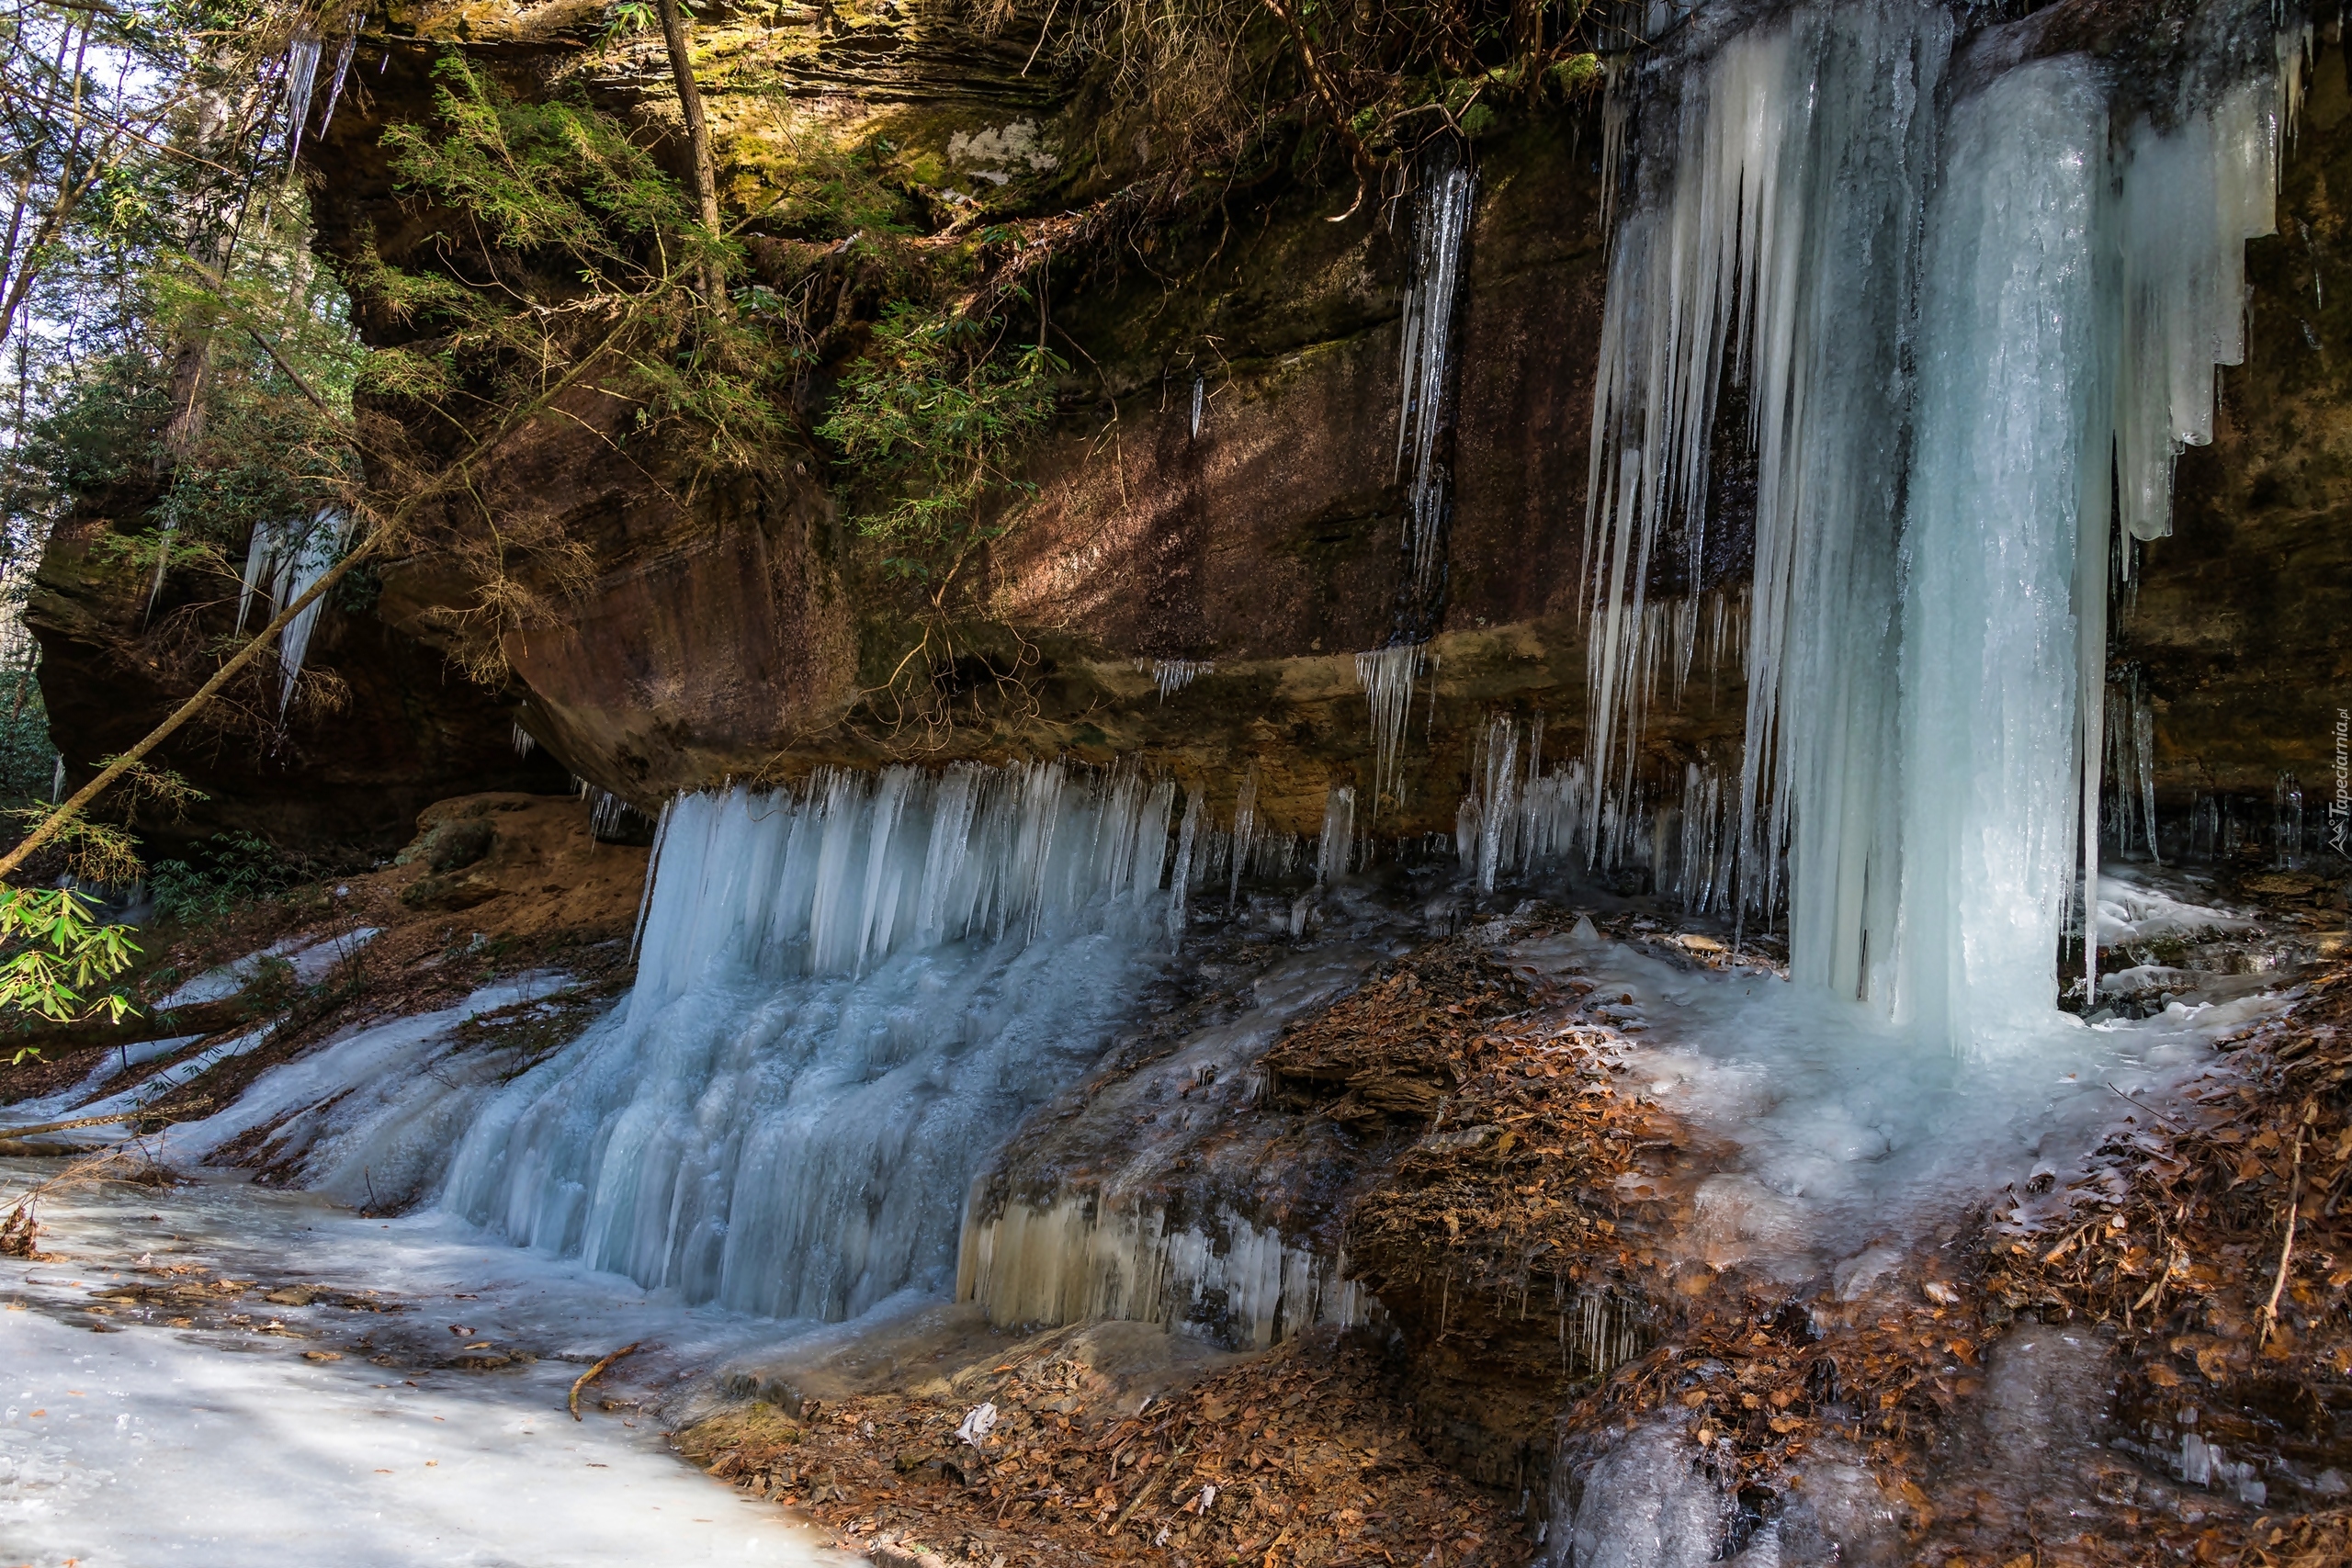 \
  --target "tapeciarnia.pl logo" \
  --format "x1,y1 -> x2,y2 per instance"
2332,707 -> 2349,856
